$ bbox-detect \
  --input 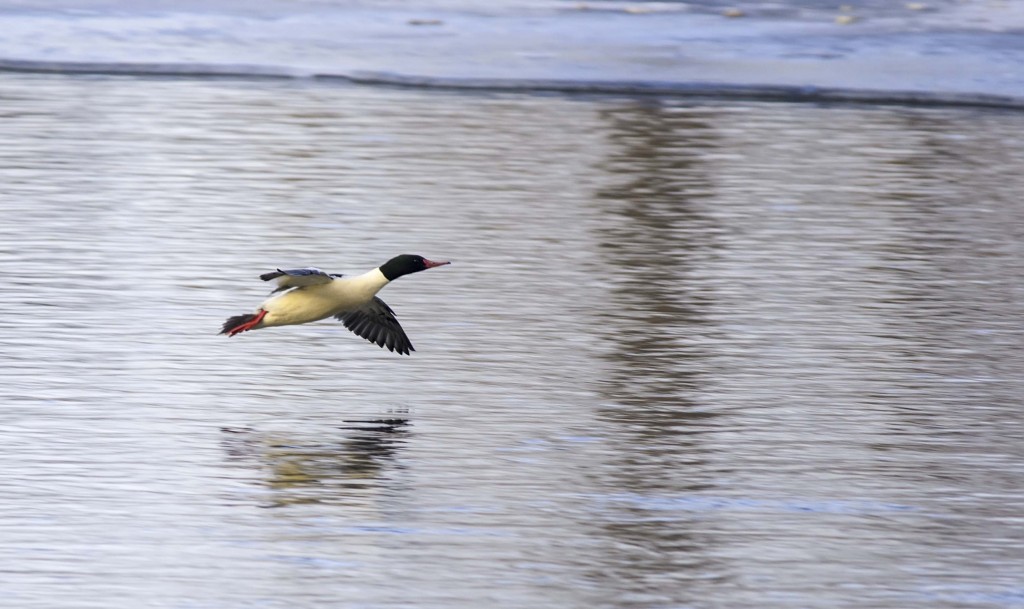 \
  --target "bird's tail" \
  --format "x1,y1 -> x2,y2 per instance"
220,310 -> 267,336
